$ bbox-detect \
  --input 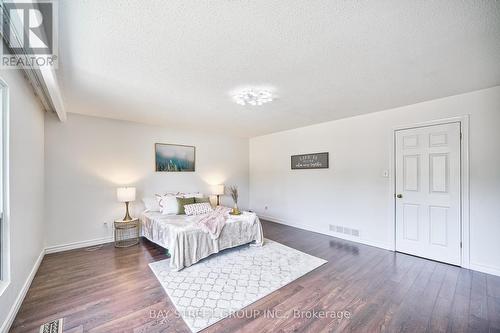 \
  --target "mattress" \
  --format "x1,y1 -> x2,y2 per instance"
140,210 -> 264,271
